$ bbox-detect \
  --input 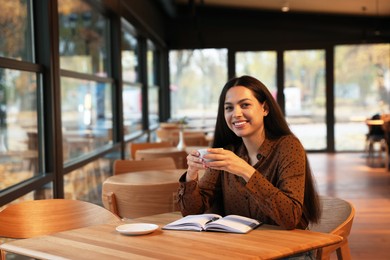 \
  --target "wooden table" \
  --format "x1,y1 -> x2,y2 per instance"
0,212 -> 342,260
102,169 -> 186,218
